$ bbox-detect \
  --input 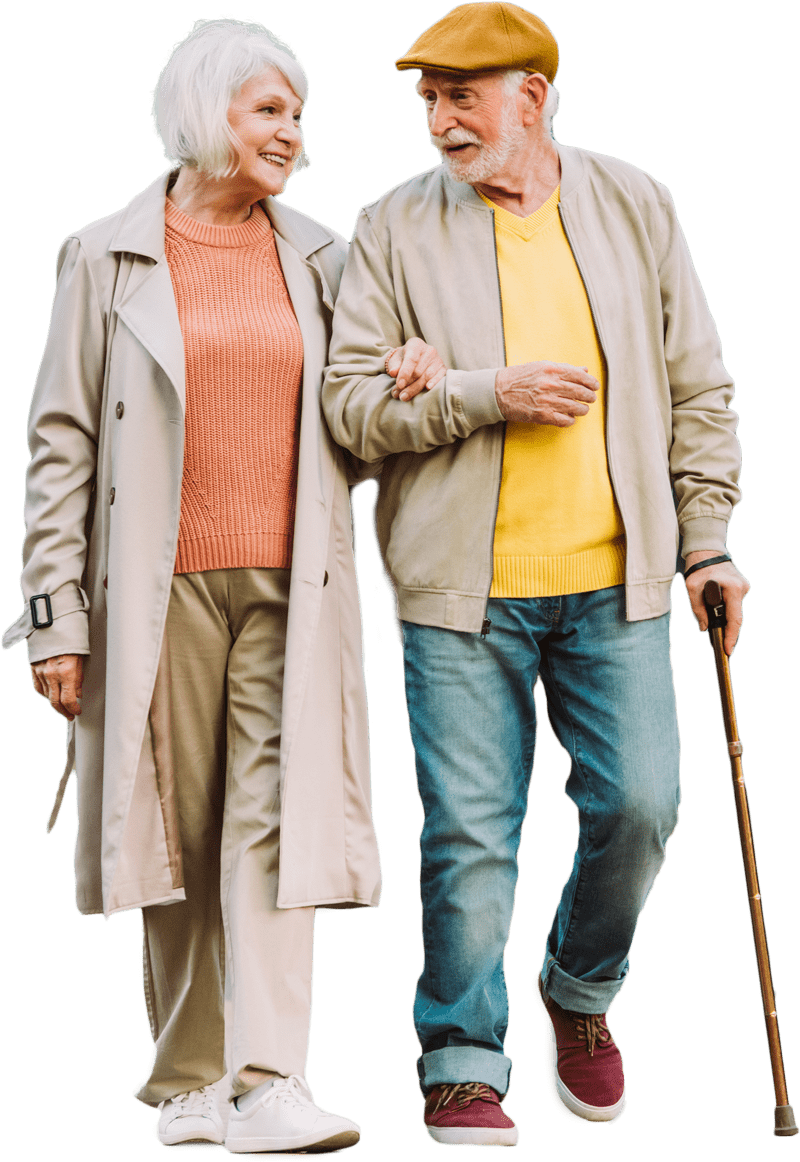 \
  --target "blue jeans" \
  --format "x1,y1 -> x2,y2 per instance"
401,586 -> 680,1096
